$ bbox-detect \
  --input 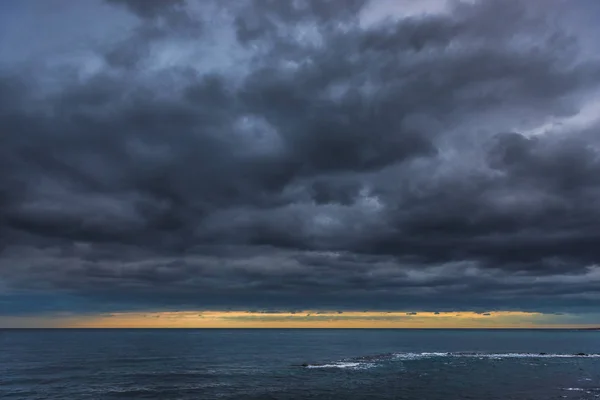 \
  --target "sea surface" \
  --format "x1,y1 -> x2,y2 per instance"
1,329 -> 600,399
